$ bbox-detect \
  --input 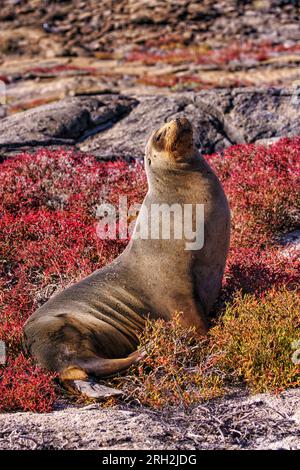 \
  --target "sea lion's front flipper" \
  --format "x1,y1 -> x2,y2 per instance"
72,380 -> 124,399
